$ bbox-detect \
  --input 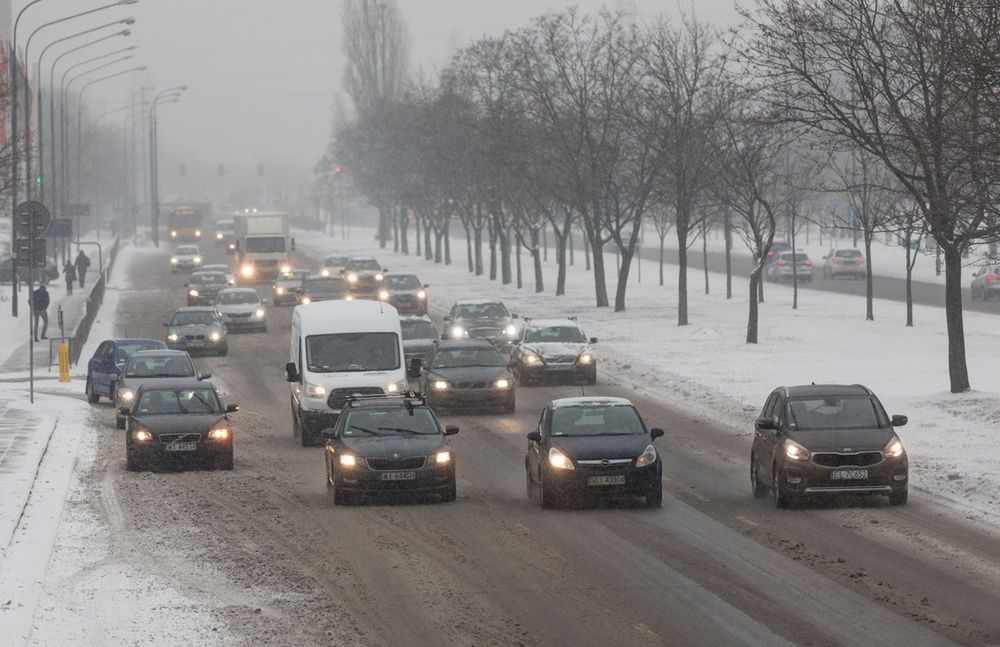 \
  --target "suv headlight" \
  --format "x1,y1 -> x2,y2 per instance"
280,264 -> 291,274
548,447 -> 574,470
189,289 -> 199,297
522,352 -> 540,365
578,352 -> 593,365
505,324 -> 517,337
255,308 -> 265,318
884,436 -> 905,458
167,333 -> 179,341
193,256 -> 202,264
321,268 -> 330,277
347,273 -> 358,283
784,439 -> 810,462
241,264 -> 254,278
435,449 -> 451,464
276,286 -> 285,295
636,444 -> 657,468
118,387 -> 134,402
307,384 -> 327,398
417,290 -> 427,299
208,428 -> 230,440
495,378 -> 511,389
375,273 -> 384,281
